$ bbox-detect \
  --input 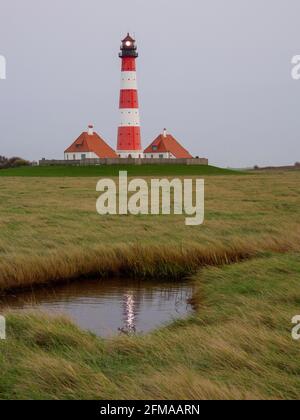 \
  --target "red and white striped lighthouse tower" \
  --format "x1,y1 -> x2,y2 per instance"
117,34 -> 143,158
